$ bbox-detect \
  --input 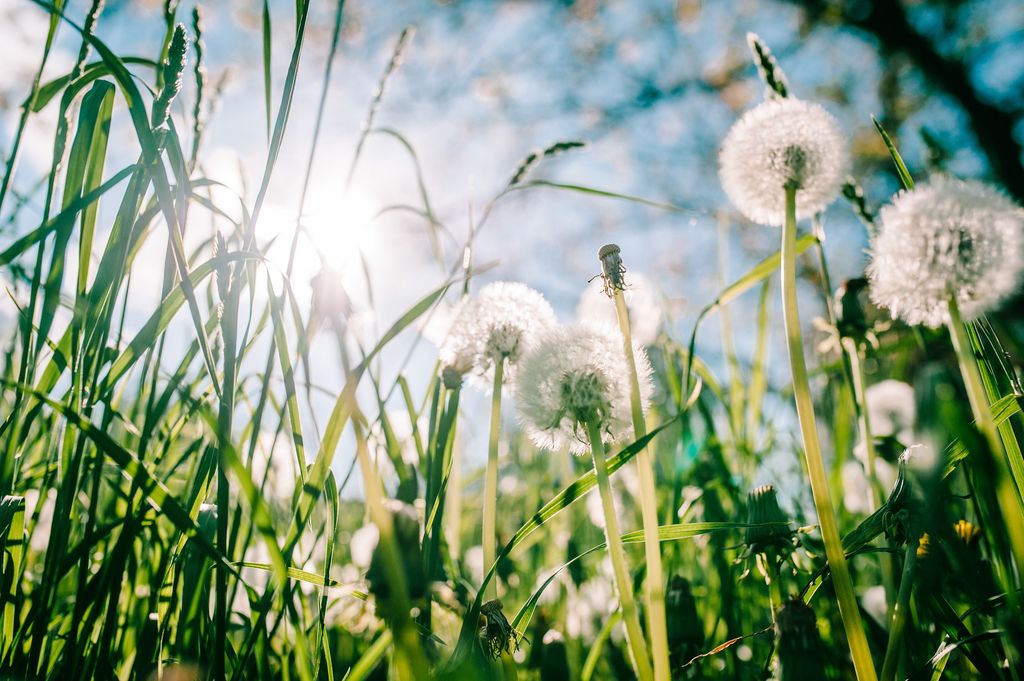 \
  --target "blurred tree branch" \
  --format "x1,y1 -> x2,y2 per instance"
788,0 -> 1024,202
